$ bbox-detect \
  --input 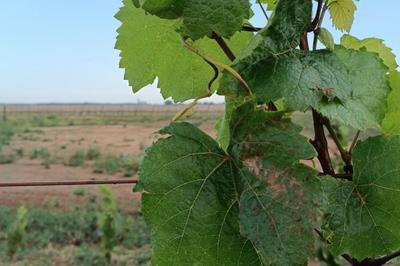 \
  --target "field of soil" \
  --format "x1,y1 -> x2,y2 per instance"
0,104 -> 221,265
0,105 -> 220,210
